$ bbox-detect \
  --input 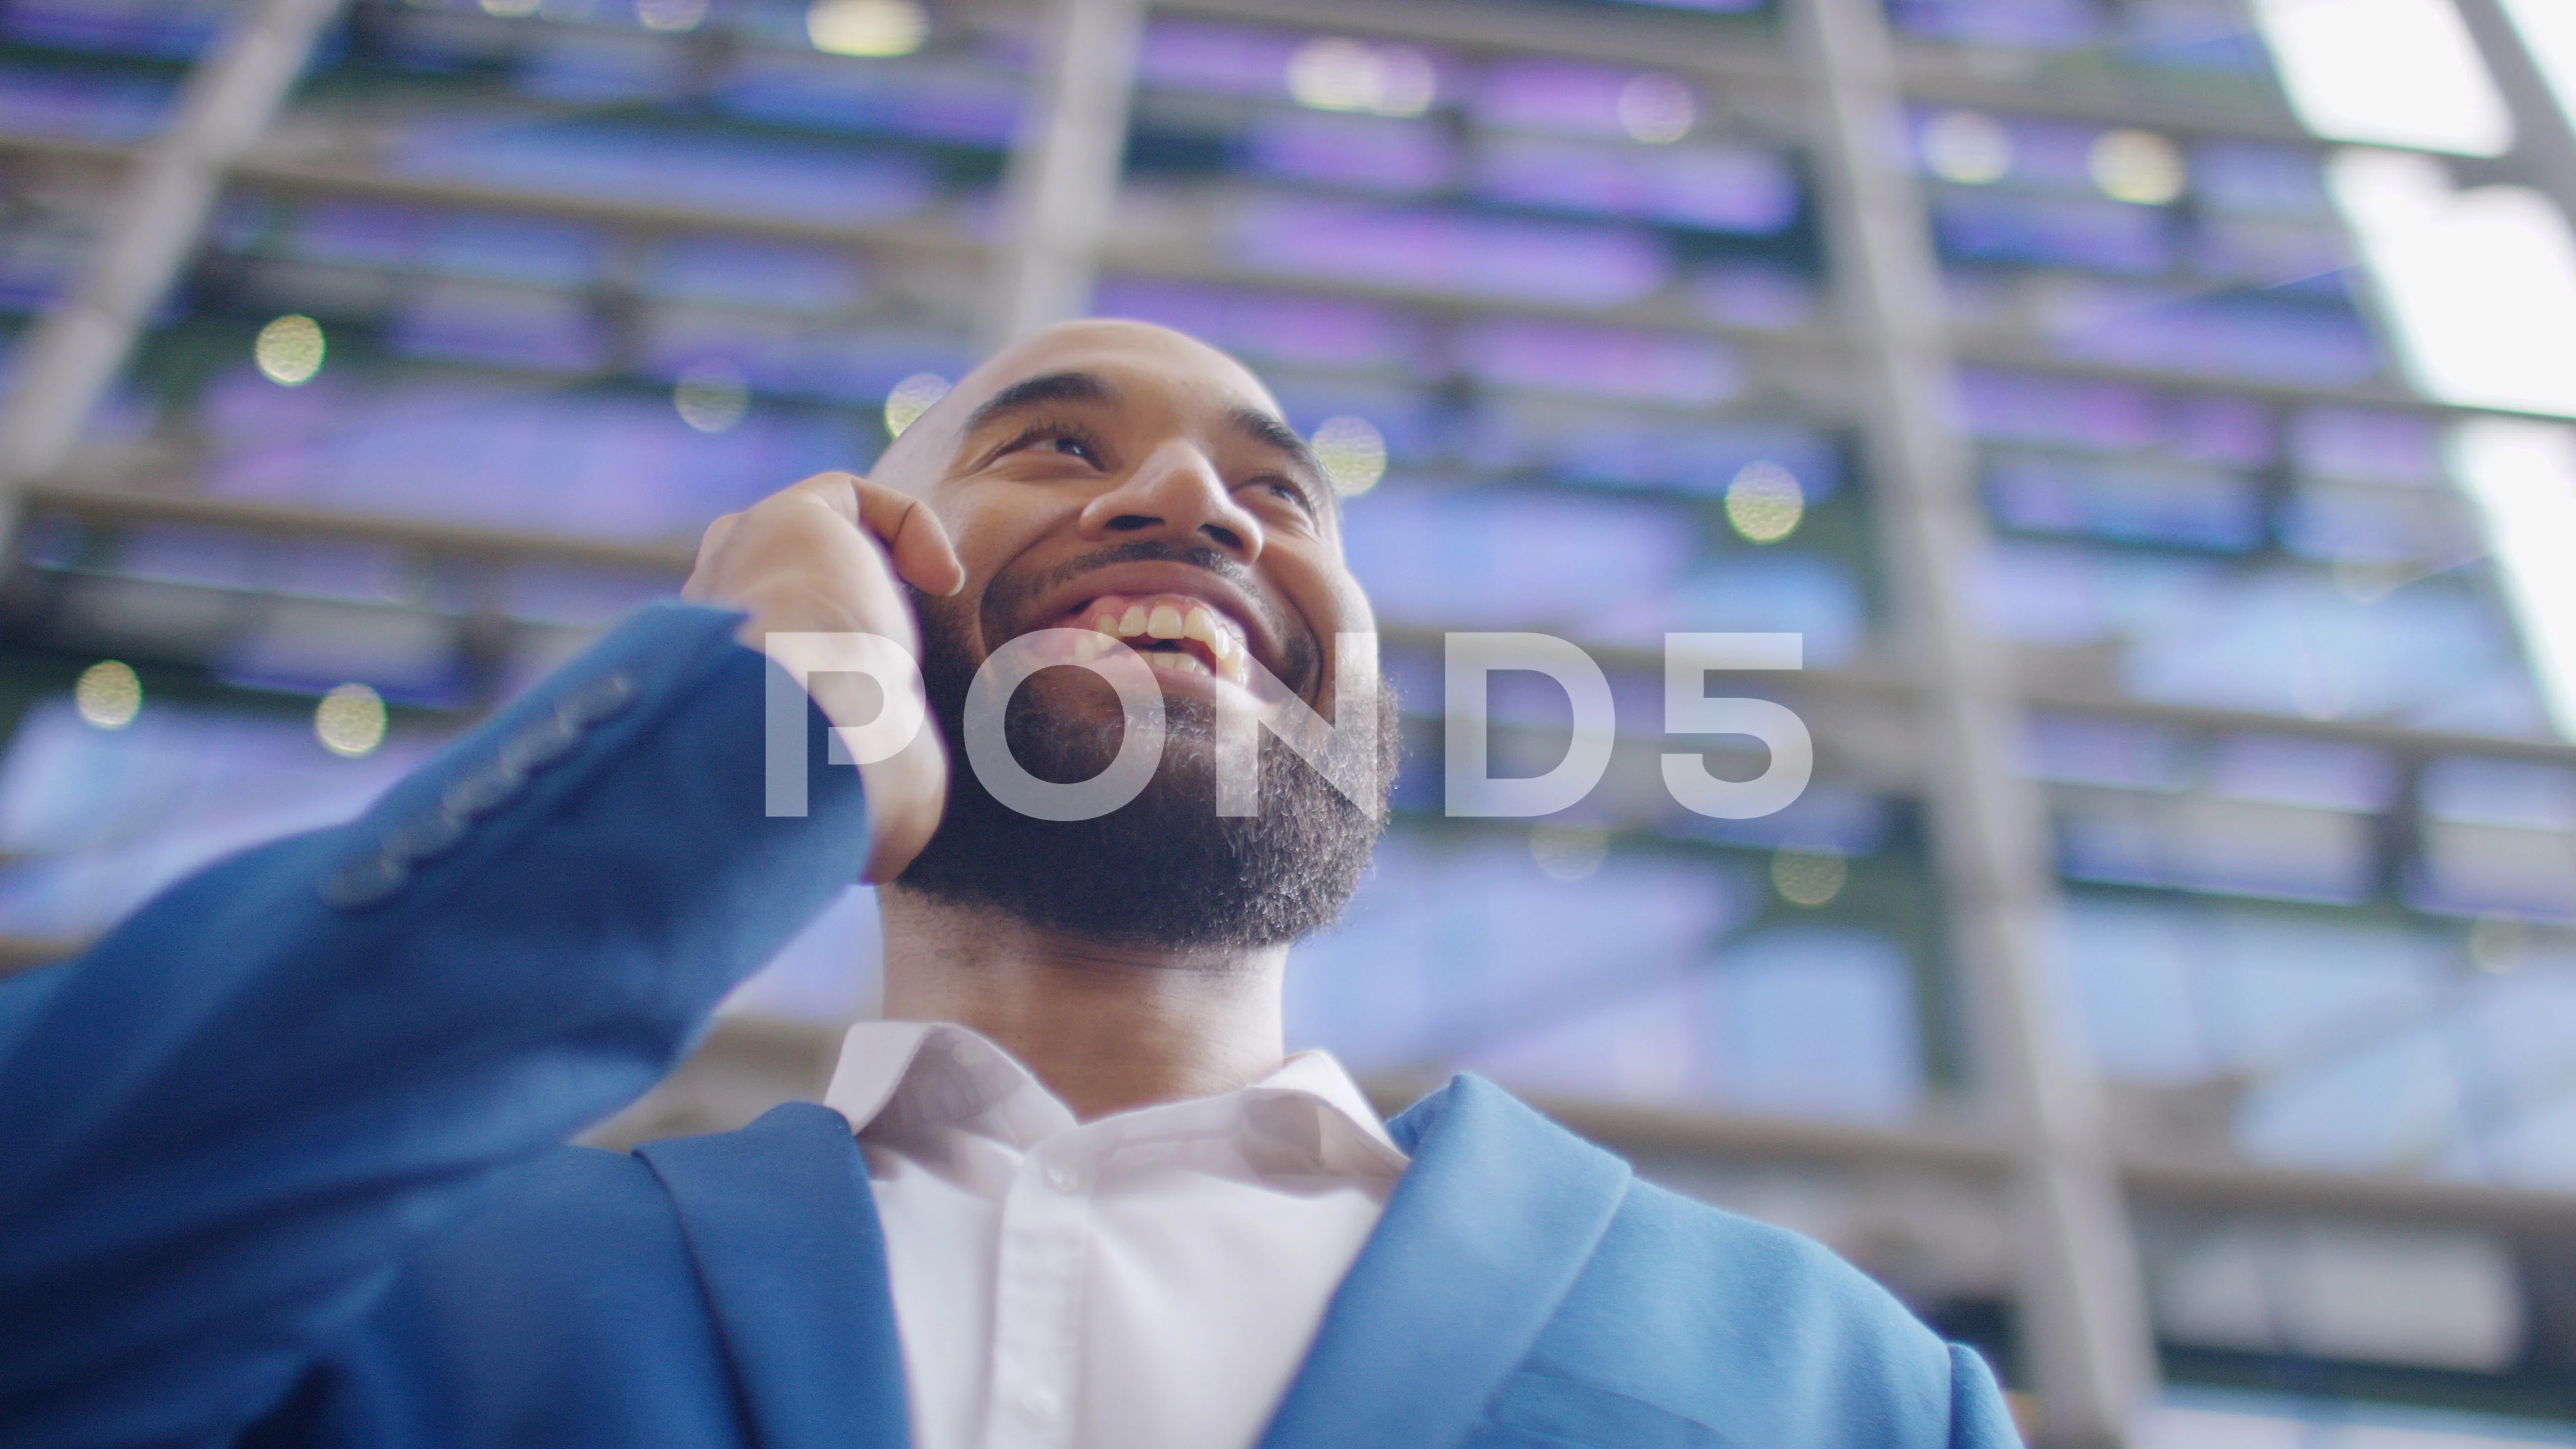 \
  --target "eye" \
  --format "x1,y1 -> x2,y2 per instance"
995,420 -> 1104,468
1246,476 -> 1315,516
